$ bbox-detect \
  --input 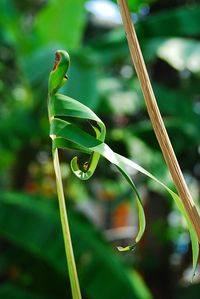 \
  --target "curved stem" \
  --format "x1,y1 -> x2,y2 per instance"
53,148 -> 82,299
